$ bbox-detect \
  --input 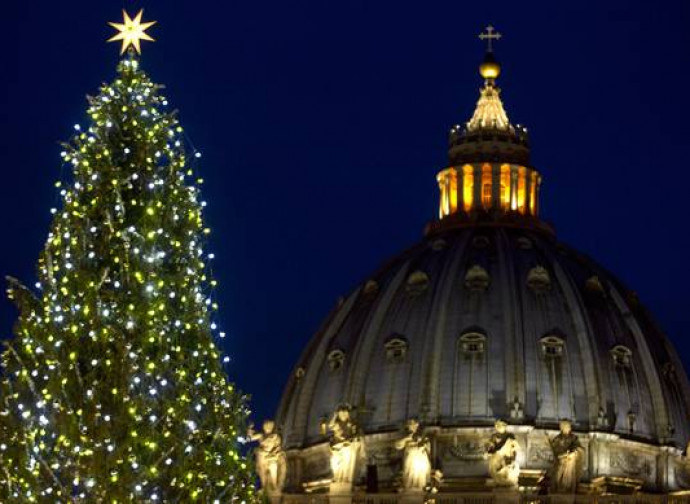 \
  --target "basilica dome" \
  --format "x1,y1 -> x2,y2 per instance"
274,41 -> 690,496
